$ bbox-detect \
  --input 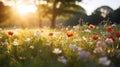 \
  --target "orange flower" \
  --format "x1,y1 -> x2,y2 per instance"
106,26 -> 113,32
8,31 -> 14,36
49,32 -> 53,36
107,34 -> 115,41
92,35 -> 99,40
115,31 -> 120,38
88,24 -> 95,29
67,31 -> 73,37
